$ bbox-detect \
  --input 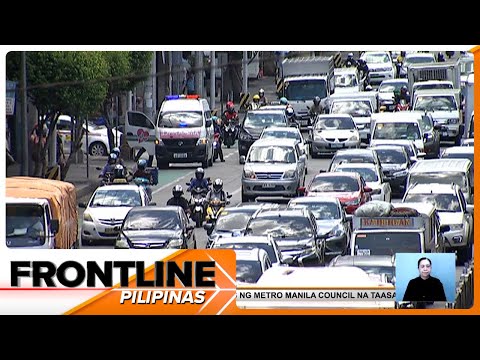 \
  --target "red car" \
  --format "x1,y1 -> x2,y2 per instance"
299,172 -> 372,214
